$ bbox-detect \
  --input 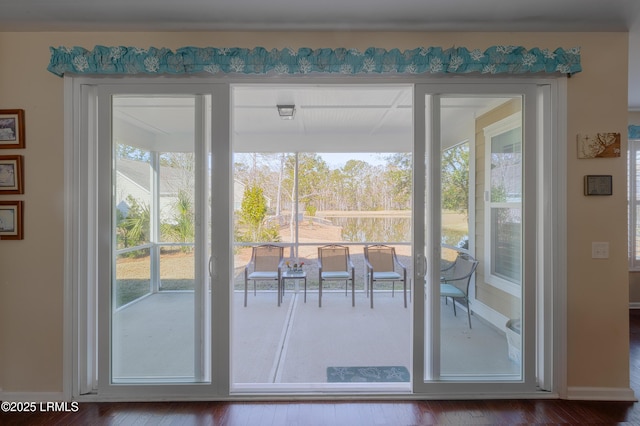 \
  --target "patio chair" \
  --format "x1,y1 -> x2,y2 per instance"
440,253 -> 478,328
317,244 -> 355,308
243,244 -> 284,307
364,244 -> 408,308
